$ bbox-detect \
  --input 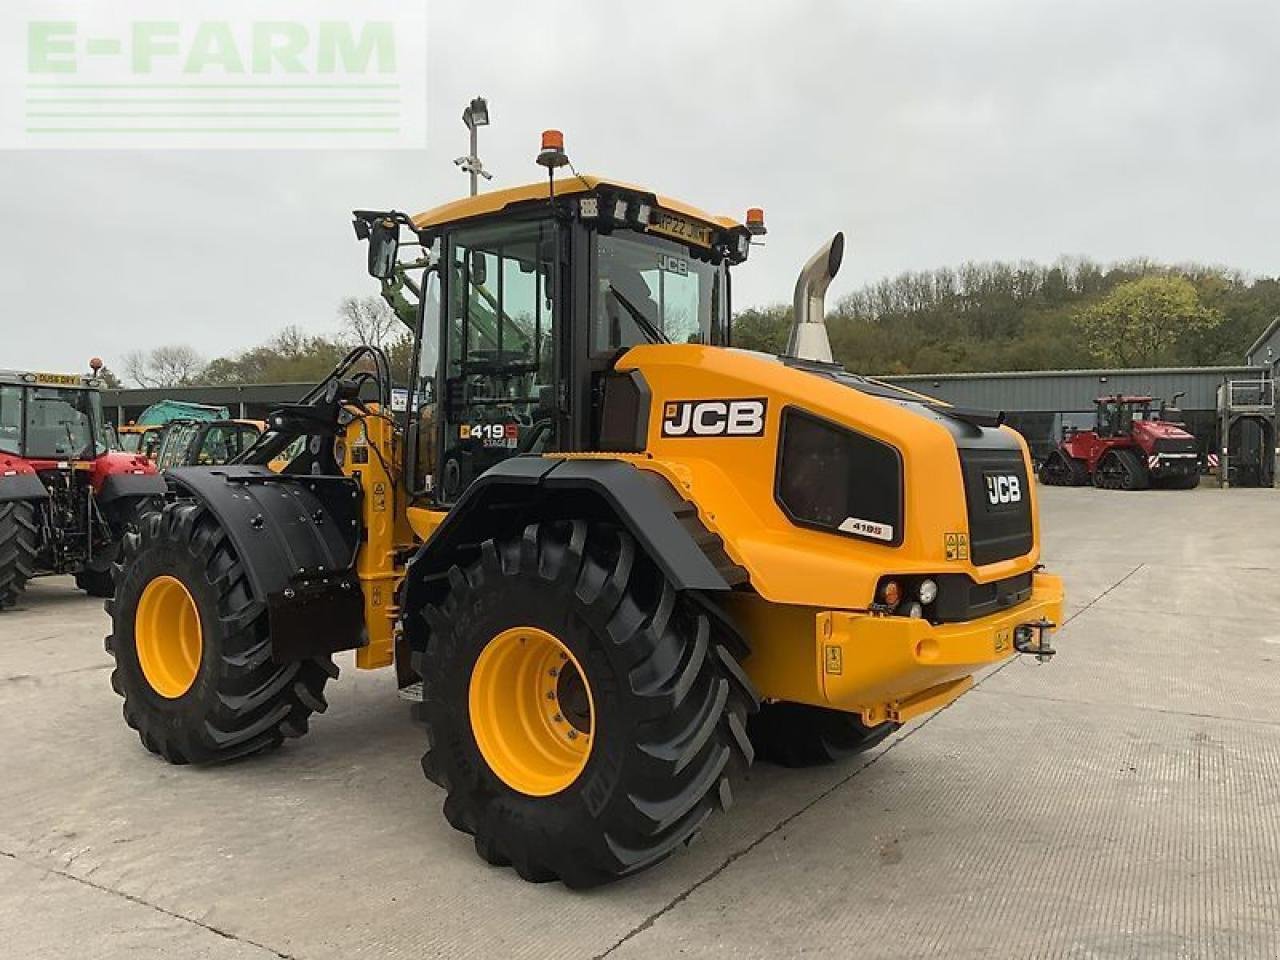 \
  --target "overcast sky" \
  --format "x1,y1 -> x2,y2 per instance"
4,0 -> 1279,375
